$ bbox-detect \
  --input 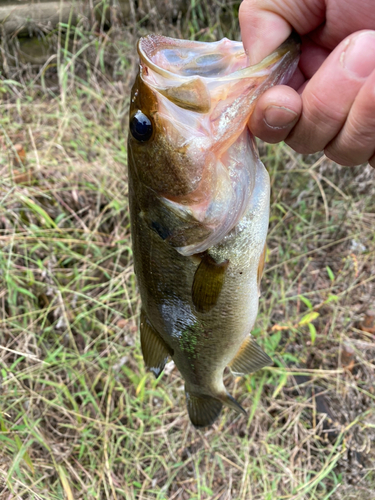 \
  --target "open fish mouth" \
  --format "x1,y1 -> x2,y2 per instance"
132,34 -> 300,255
137,33 -> 300,84
137,33 -> 300,117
